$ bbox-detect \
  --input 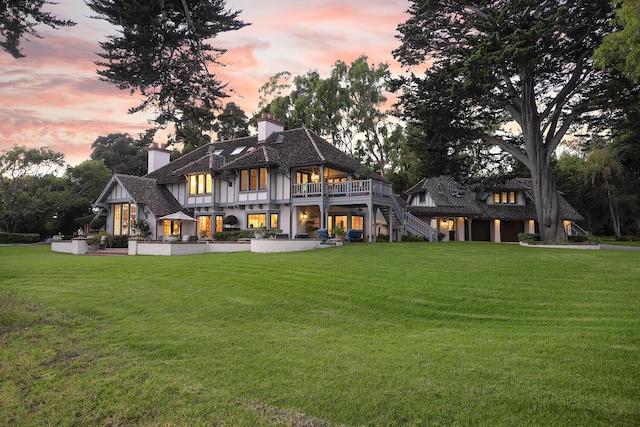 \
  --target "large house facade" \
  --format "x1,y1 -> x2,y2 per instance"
94,114 -> 439,243
94,115 -> 584,244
